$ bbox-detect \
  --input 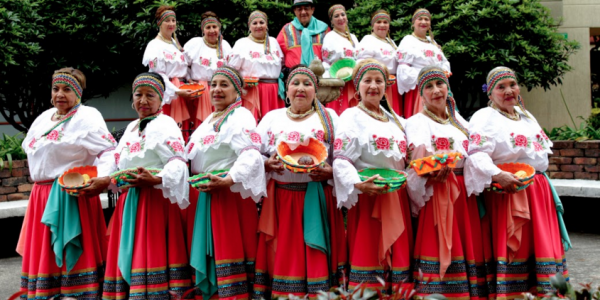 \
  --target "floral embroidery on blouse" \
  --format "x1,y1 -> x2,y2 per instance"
188,143 -> 195,154
372,134 -> 395,151
102,133 -> 117,145
216,60 -> 224,68
469,133 -> 487,146
28,138 -> 37,150
200,134 -> 218,146
250,51 -> 262,59
397,140 -> 407,156
283,131 -> 304,143
437,54 -> 442,61
245,129 -> 262,144
166,138 -> 185,154
164,51 -> 178,60
311,129 -> 325,143
510,133 -> 530,148
323,50 -> 332,60
44,128 -> 64,142
408,143 -> 416,161
381,49 -> 392,56
423,50 -> 435,58
333,137 -> 350,151
533,141 -> 544,152
199,56 -> 212,67
114,152 -> 120,165
539,130 -> 550,141
396,52 -> 404,60
267,131 -> 276,146
431,135 -> 454,151
125,136 -> 145,154
343,48 -> 355,58
462,140 -> 469,152
535,133 -> 548,151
